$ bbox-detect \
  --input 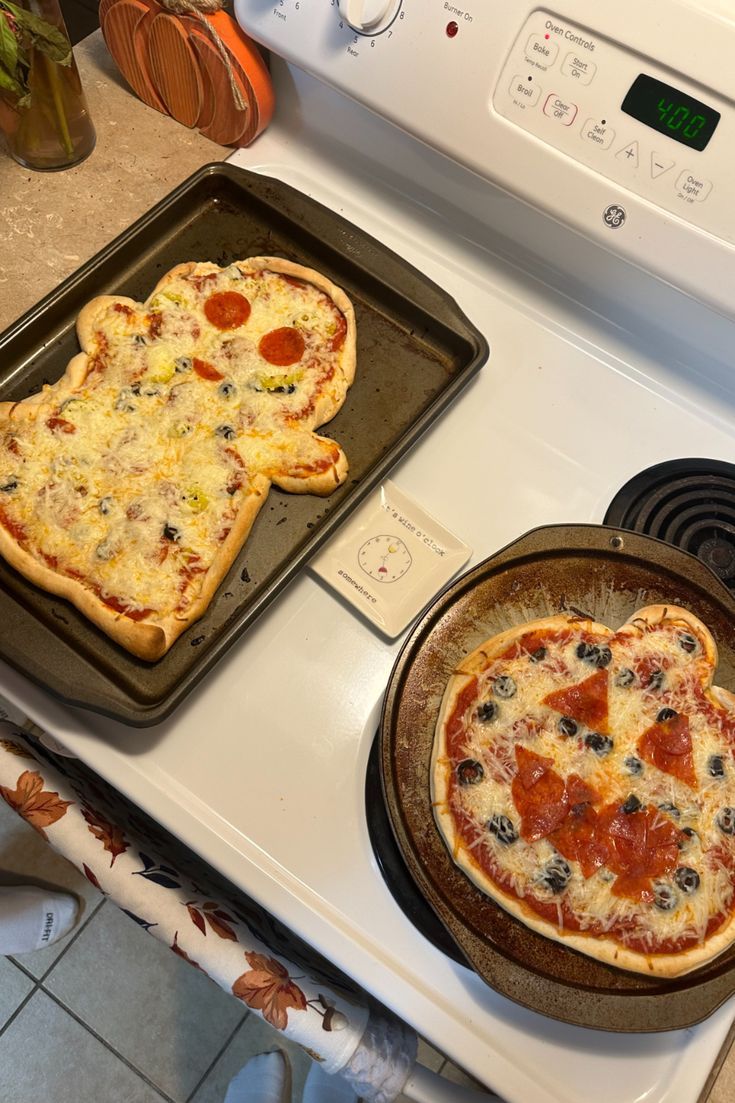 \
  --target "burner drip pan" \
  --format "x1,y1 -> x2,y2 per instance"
605,459 -> 735,587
